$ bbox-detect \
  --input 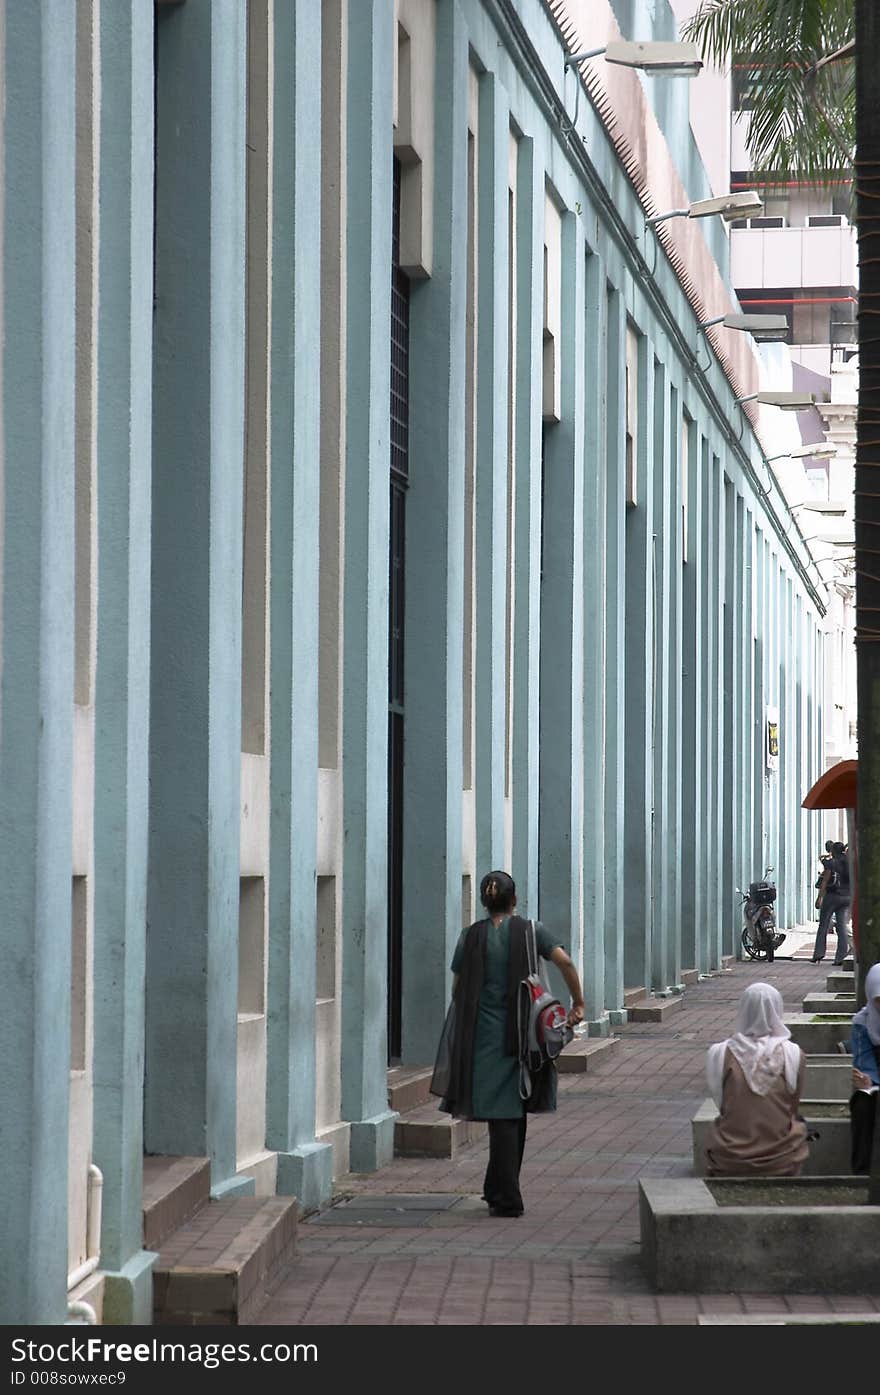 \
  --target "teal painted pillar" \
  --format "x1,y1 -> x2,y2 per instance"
741,511 -> 754,929
698,440 -> 713,970
340,0 -> 396,1172
539,213 -> 585,980
401,0 -> 467,1066
91,0 -> 157,1324
721,478 -> 737,957
707,452 -> 724,967
266,0 -> 331,1212
146,0 -> 247,1195
778,574 -> 790,923
0,0 -> 76,1326
474,71 -> 509,877
603,287 -> 626,1008
753,538 -> 766,872
622,342 -> 654,993
656,381 -> 683,989
680,424 -> 703,975
650,361 -> 671,990
510,132 -> 544,915
581,251 -> 608,1023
